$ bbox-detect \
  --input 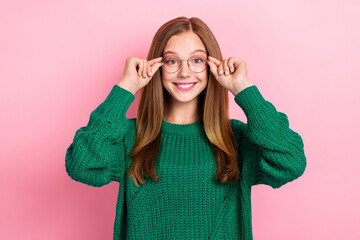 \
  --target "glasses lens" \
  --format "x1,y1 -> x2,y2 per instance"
162,55 -> 180,73
189,55 -> 207,73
